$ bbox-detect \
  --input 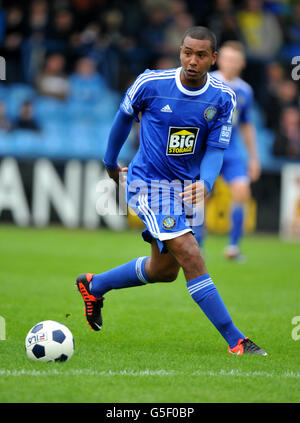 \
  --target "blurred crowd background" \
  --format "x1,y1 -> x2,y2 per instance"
0,0 -> 299,168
